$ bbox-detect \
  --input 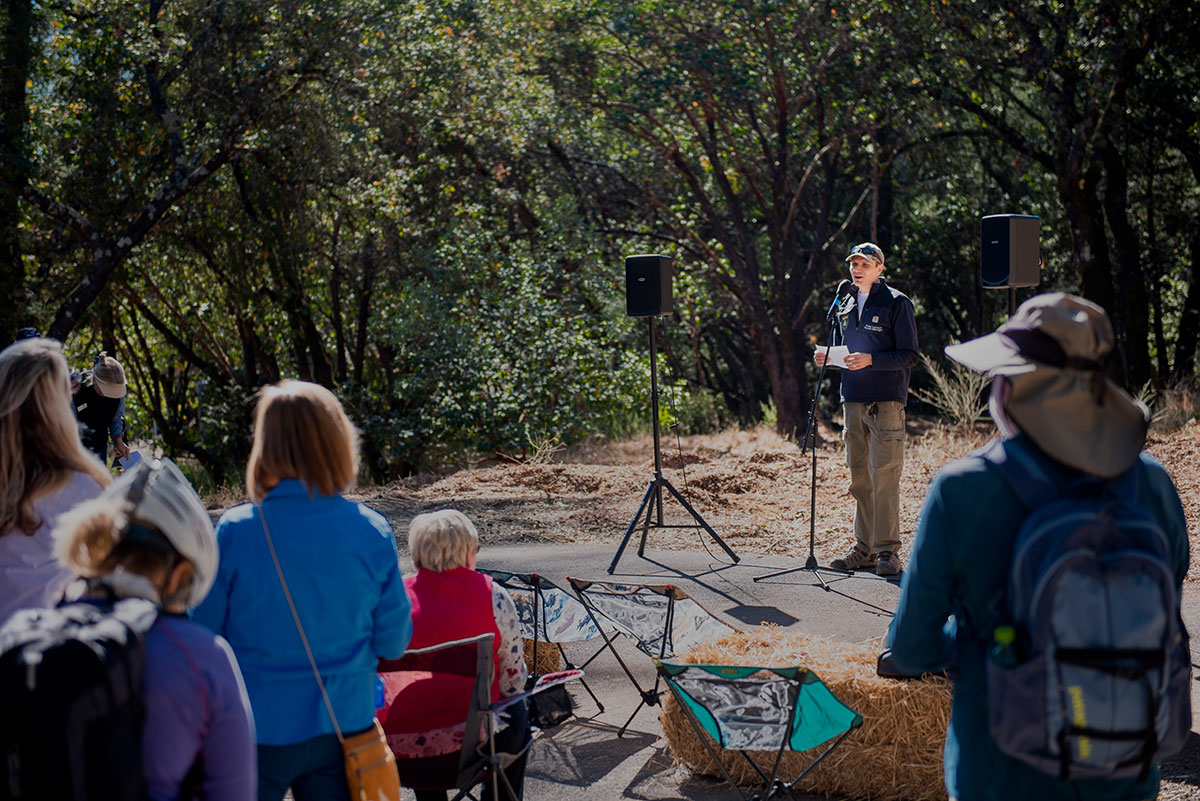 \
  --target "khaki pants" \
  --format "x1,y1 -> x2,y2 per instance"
843,401 -> 905,554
